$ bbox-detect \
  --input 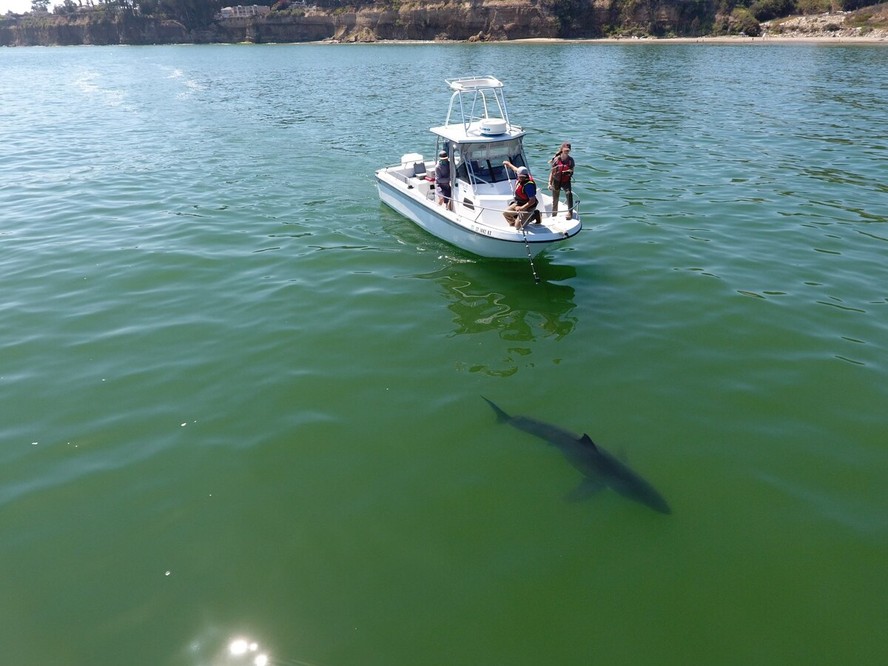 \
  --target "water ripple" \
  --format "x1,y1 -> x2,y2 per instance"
2,43 -> 887,666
